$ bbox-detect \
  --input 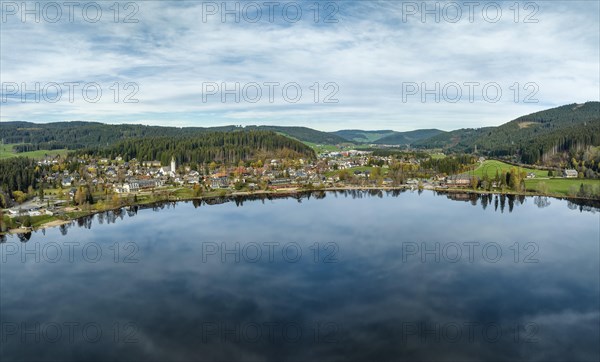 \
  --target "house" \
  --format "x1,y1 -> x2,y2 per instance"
563,169 -> 578,178
211,176 -> 230,189
143,160 -> 162,167
114,185 -> 130,193
526,172 -> 536,179
61,177 -> 73,187
6,208 -> 23,217
115,179 -> 162,193
269,178 -> 292,186
445,175 -> 472,187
